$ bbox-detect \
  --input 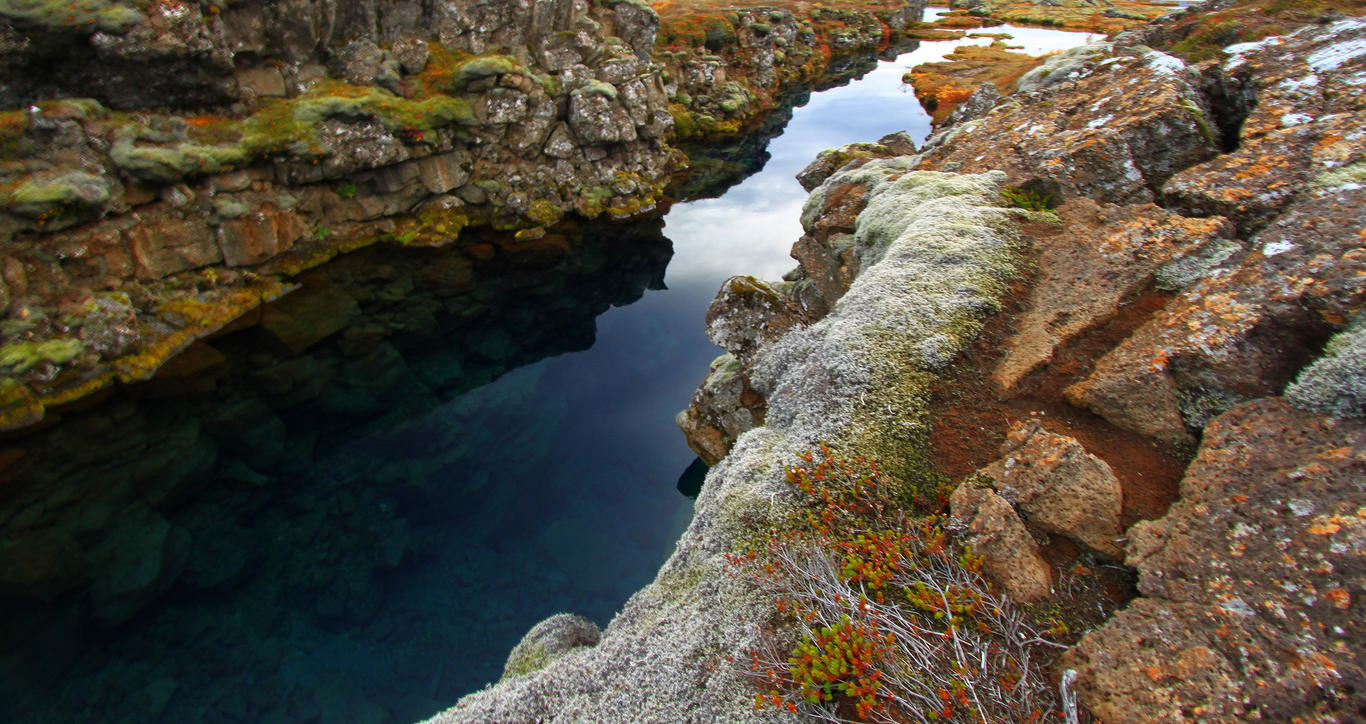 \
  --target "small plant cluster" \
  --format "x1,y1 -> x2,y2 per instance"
729,444 -> 1065,723
1001,185 -> 1056,212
